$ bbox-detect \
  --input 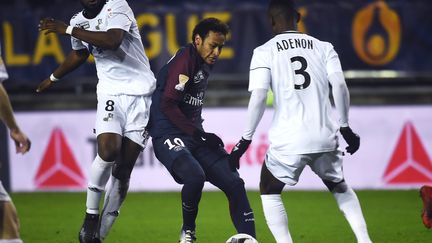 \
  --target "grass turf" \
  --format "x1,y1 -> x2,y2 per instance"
11,190 -> 430,242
